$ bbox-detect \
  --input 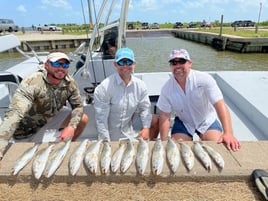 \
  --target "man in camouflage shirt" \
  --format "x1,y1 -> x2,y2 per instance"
0,51 -> 88,159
